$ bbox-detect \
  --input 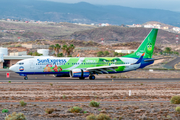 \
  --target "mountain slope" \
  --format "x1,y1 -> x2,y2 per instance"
57,27 -> 177,44
0,0 -> 180,26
